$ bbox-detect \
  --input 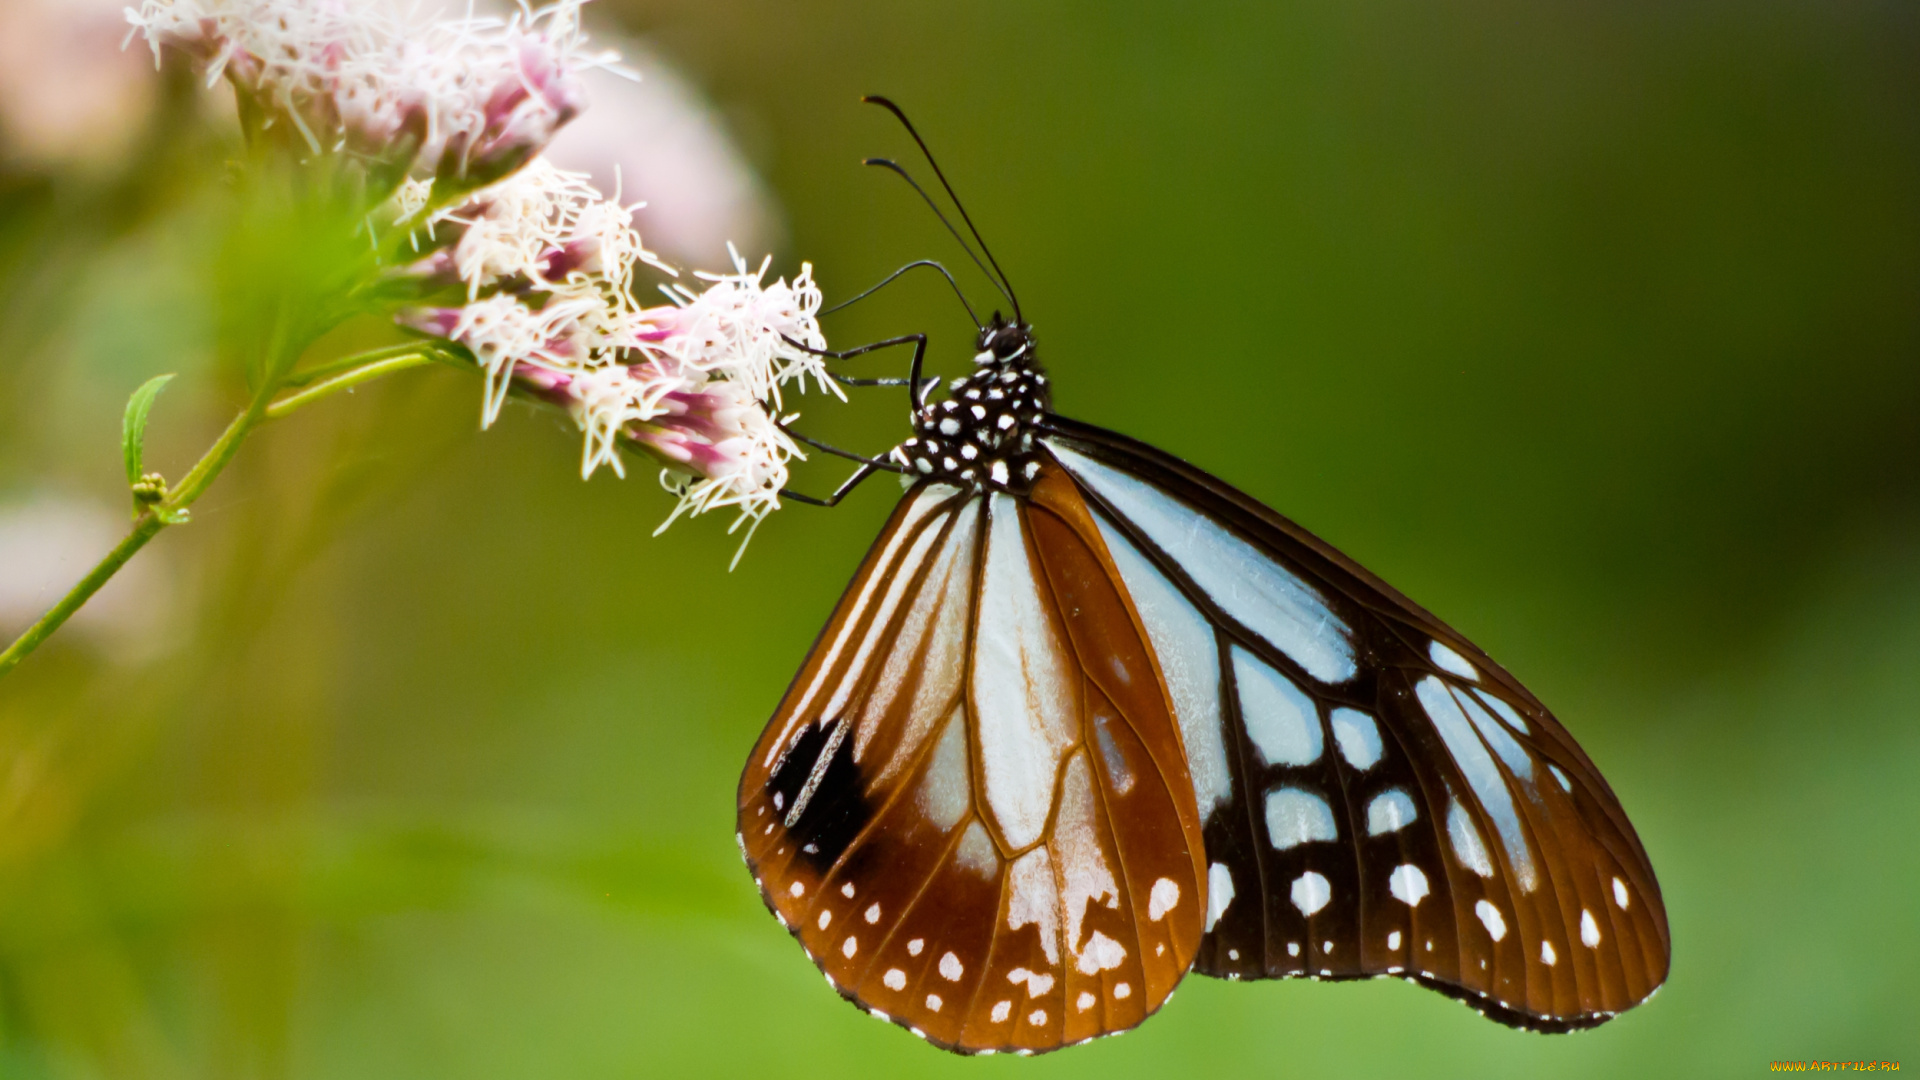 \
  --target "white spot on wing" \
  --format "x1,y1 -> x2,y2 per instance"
1581,909 -> 1602,947
1076,931 -> 1127,975
1231,646 -> 1323,765
1388,930 -> 1402,950
1331,707 -> 1382,769
842,936 -> 858,958
926,993 -> 942,1012
1475,900 -> 1507,942
1076,991 -> 1096,1012
789,881 -> 805,898
1291,871 -> 1331,916
908,939 -> 924,956
1008,968 -> 1054,997
1366,788 -> 1418,835
865,903 -> 881,924
1388,864 -> 1430,907
883,968 -> 907,990
1149,877 -> 1181,921
973,494 -> 1080,849
1048,441 -> 1357,684
1430,640 -> 1478,681
1418,678 -> 1536,890
1114,982 -> 1132,999
1541,941 -> 1557,965
1086,505 -> 1231,820
939,952 -> 963,981
1206,862 -> 1235,932
817,911 -> 831,930
841,882 -> 855,898
1007,847 -> 1062,965
991,1000 -> 1011,1023
1613,877 -> 1630,910
1549,763 -> 1572,792
1264,787 -> 1338,849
